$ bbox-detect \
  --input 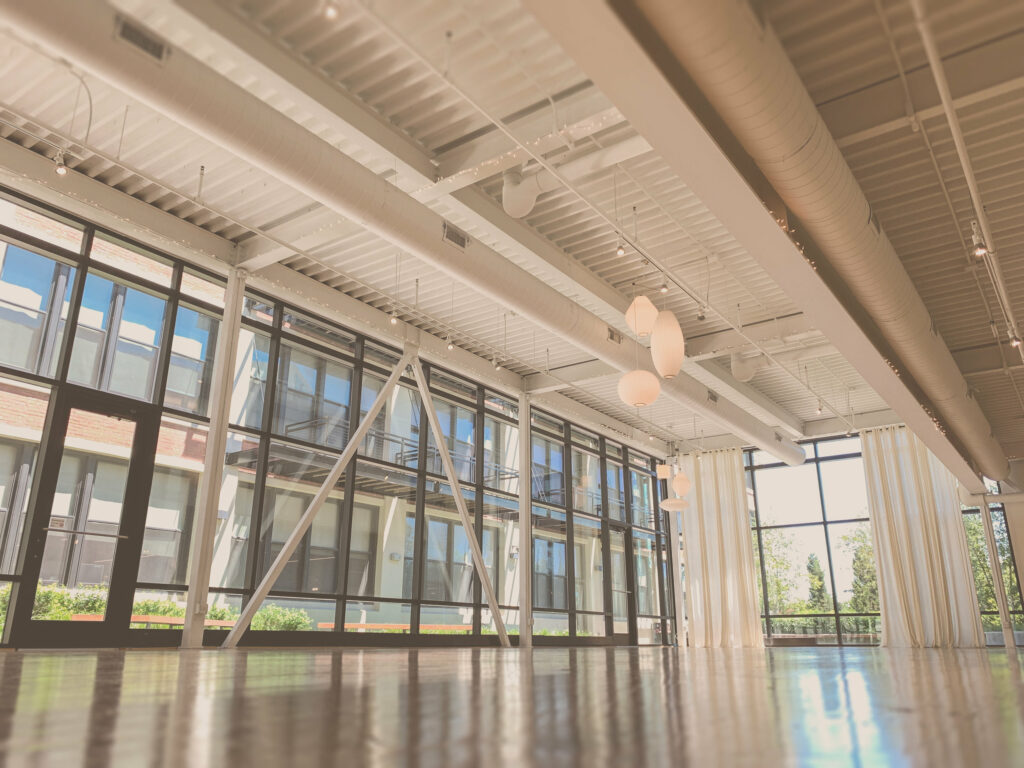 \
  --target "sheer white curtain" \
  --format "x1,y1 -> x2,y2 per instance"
861,425 -> 983,647
679,449 -> 763,648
